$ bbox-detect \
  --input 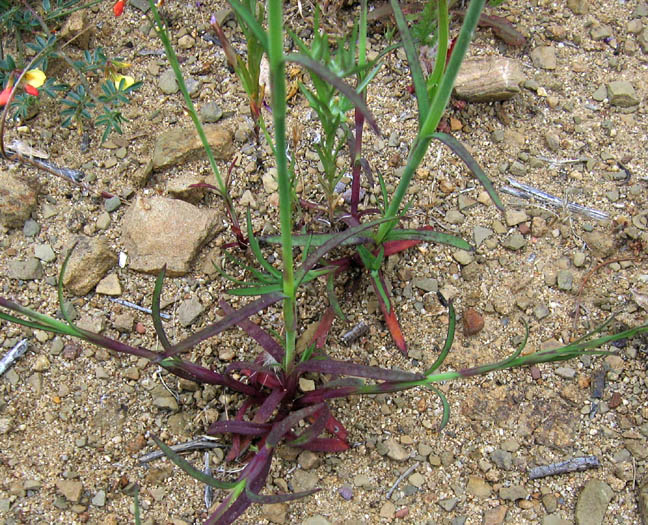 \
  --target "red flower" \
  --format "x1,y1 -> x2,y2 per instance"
0,85 -> 12,106
24,84 -> 39,97
113,0 -> 125,16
